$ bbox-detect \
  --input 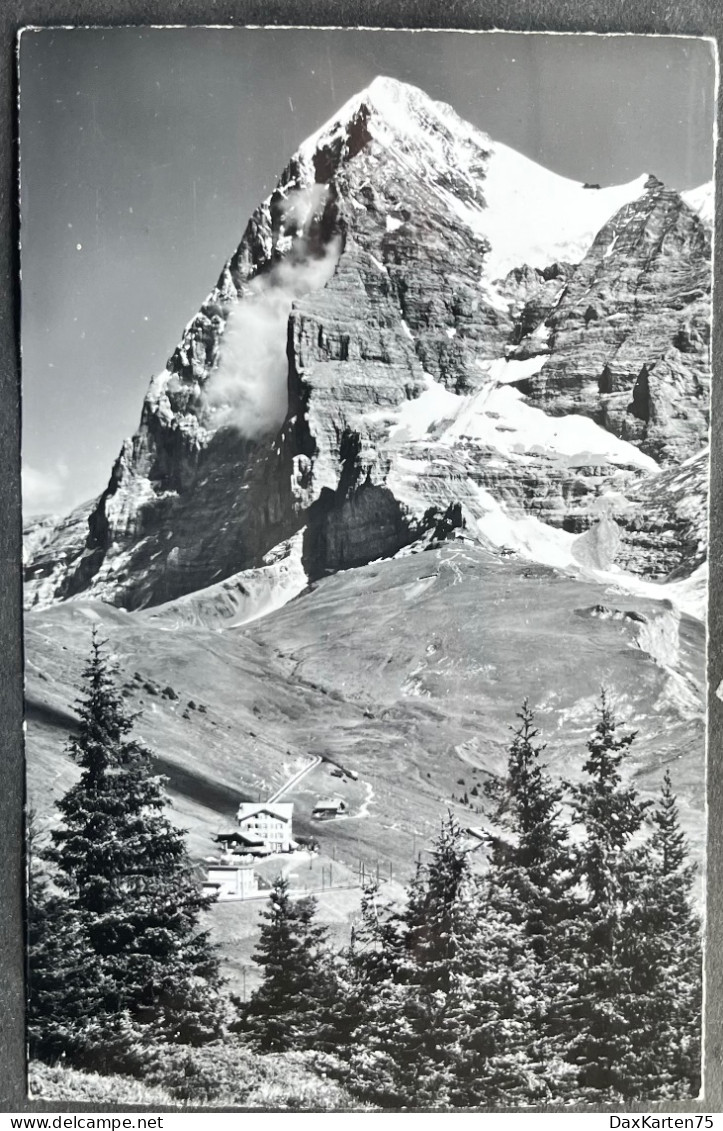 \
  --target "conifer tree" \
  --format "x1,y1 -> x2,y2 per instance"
350,879 -> 405,987
452,885 -> 555,1108
651,771 -> 689,877
341,699 -> 702,1108
484,699 -> 572,961
616,772 -> 702,1098
341,880 -> 435,1105
347,817 -> 477,1107
245,874 -> 337,1052
403,813 -> 477,992
26,815 -> 107,1061
28,630 -> 224,1067
348,816 -> 549,1108
341,878 -> 405,1045
553,693 -> 652,1098
569,690 -> 649,906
